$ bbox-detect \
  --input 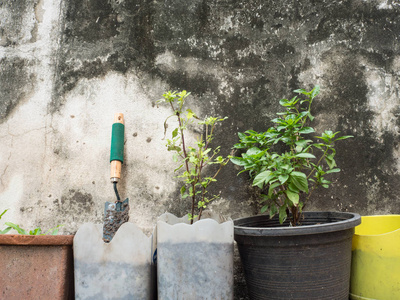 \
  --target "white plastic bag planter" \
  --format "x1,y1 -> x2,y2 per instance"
74,222 -> 153,300
156,212 -> 234,300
